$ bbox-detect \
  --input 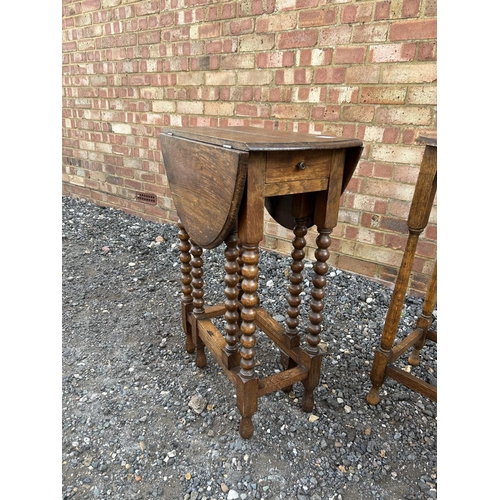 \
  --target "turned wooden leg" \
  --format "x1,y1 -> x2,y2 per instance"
281,217 -> 308,392
367,231 -> 421,405
236,244 -> 259,438
302,228 -> 331,412
223,228 -> 240,368
409,261 -> 437,366
190,242 -> 207,369
368,141 -> 436,405
178,222 -> 194,354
